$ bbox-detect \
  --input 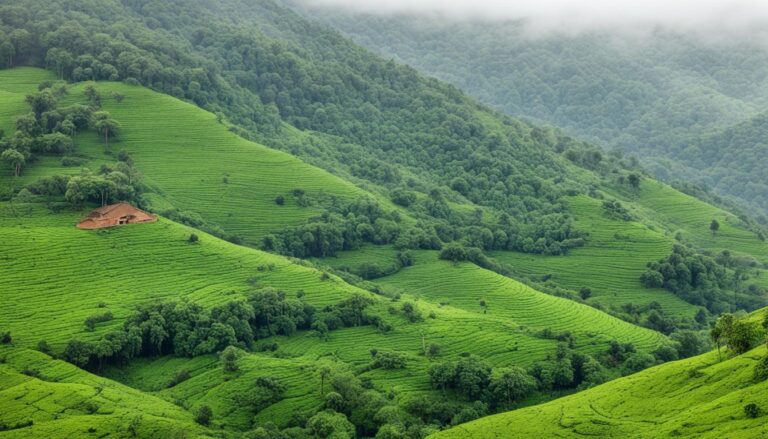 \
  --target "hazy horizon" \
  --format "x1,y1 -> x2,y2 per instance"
301,0 -> 768,39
